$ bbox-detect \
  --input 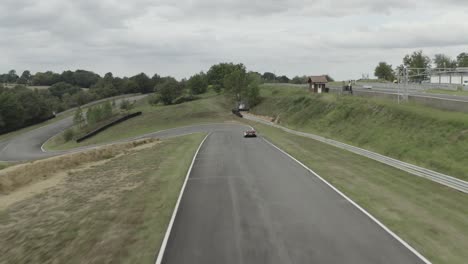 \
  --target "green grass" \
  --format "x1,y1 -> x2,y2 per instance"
252,85 -> 468,181
45,92 -> 233,150
246,121 -> 468,264
0,133 -> 205,263
0,162 -> 10,170
426,88 -> 468,96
